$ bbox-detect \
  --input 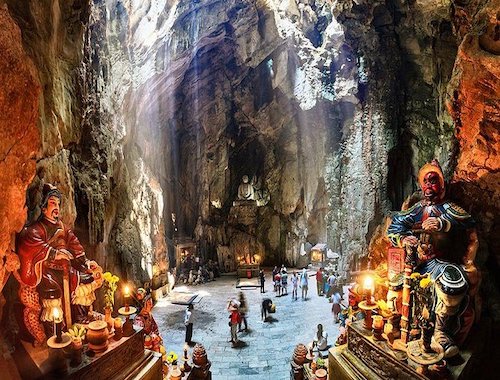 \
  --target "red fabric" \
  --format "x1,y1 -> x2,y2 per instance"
230,310 -> 241,324
17,218 -> 85,288
316,270 -> 323,281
